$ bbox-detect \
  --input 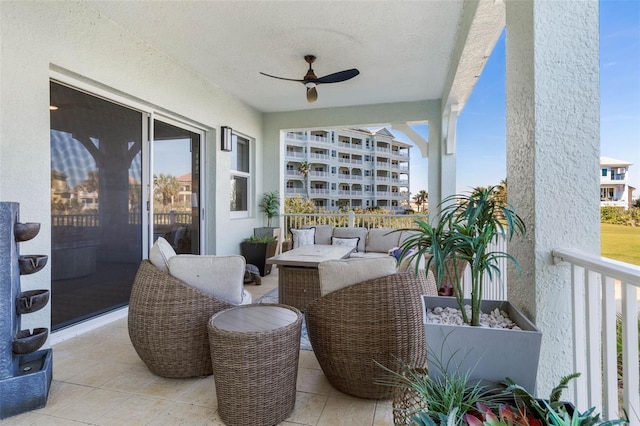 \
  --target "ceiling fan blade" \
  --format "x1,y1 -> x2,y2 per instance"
259,72 -> 304,83
315,68 -> 360,84
306,86 -> 318,103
